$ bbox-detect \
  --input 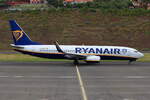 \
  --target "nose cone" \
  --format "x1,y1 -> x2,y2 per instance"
139,52 -> 144,58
